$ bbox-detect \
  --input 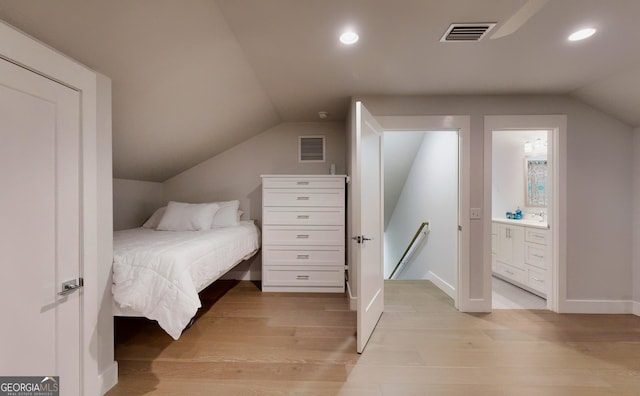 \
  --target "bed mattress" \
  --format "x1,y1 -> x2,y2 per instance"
112,221 -> 260,339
